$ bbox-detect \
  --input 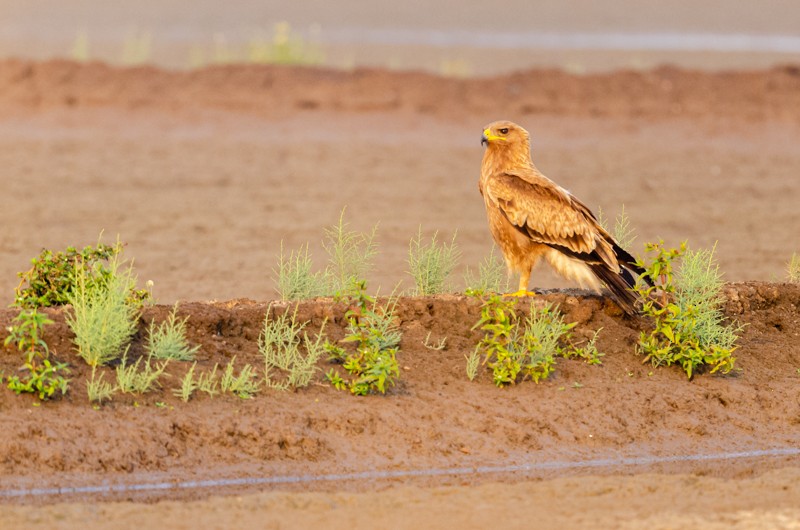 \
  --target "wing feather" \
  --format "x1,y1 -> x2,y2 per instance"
484,170 -> 610,261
